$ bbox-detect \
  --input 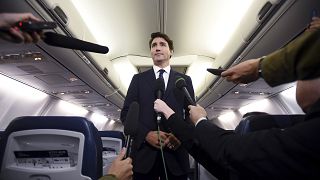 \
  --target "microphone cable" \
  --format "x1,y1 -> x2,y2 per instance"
157,120 -> 169,180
